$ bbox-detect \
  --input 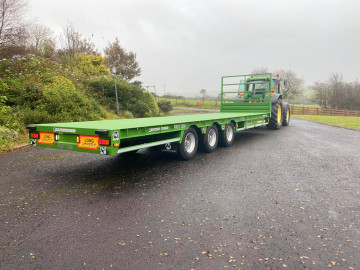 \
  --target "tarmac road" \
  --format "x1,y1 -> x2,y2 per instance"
0,118 -> 359,270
